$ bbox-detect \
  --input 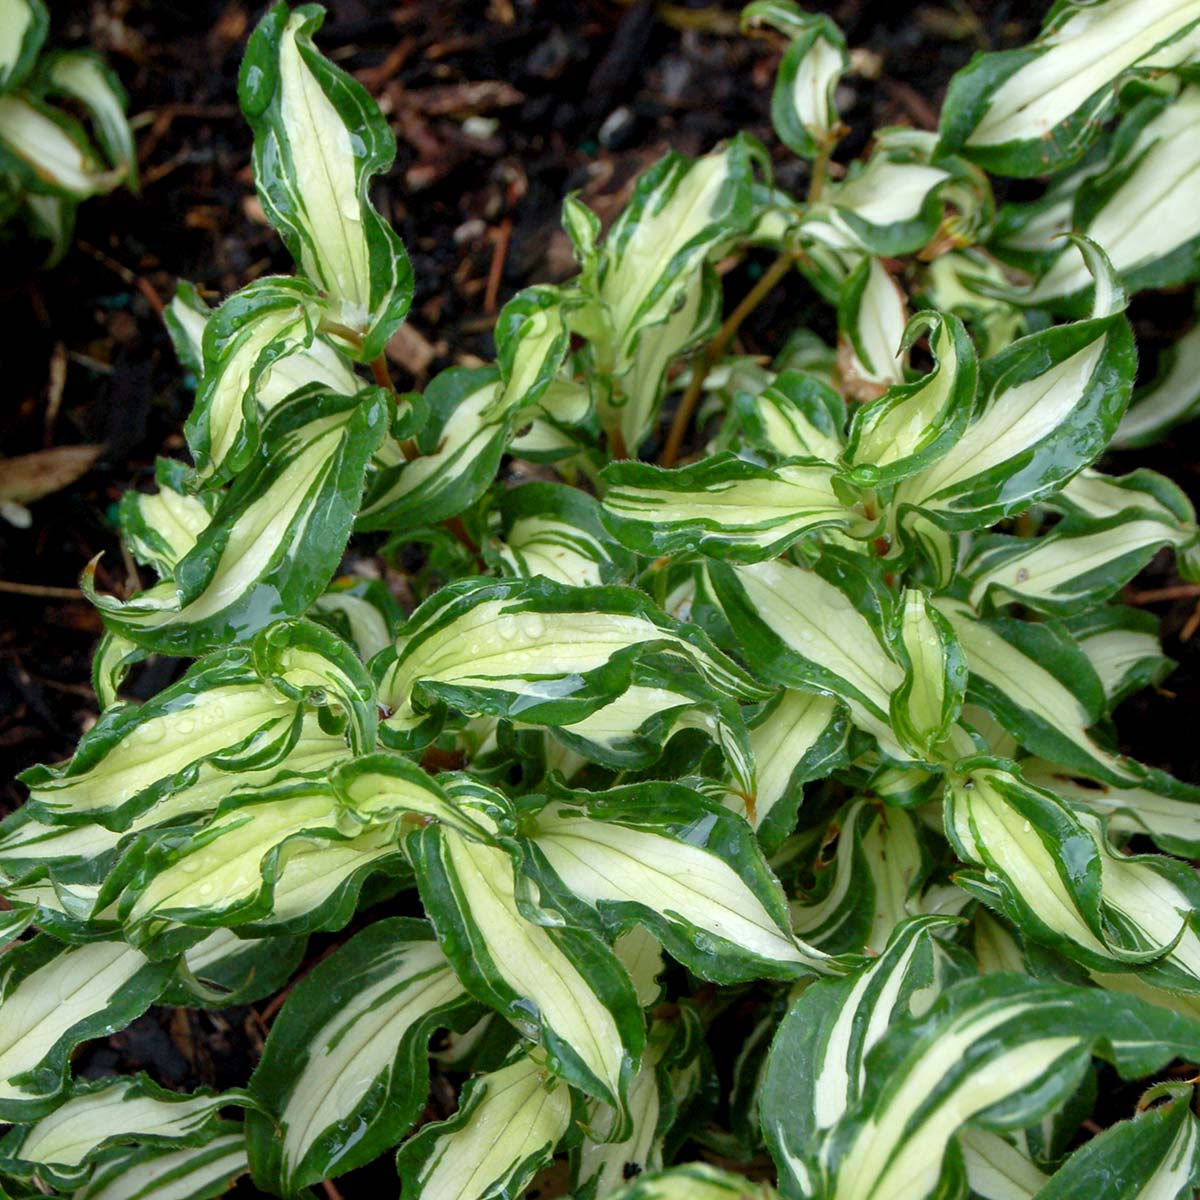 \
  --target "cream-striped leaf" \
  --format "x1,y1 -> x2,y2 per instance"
939,0 -> 1200,177
0,1076 -> 243,1189
238,4 -> 412,359
760,916 -> 966,1199
894,242 -> 1134,531
817,975 -> 1200,1200
737,688 -> 847,850
71,1129 -> 247,1200
410,824 -> 643,1109
603,452 -> 851,562
742,1 -> 847,159
0,0 -> 46,93
395,1052 -> 572,1200
1115,321 -> 1200,447
246,918 -> 477,1195
525,784 -> 830,983
88,387 -> 388,656
1037,1082 -> 1200,1200
0,938 -> 174,1121
374,575 -> 765,748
